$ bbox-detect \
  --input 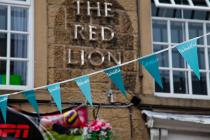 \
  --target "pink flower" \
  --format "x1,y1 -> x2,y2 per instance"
102,123 -> 112,130
88,119 -> 112,132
